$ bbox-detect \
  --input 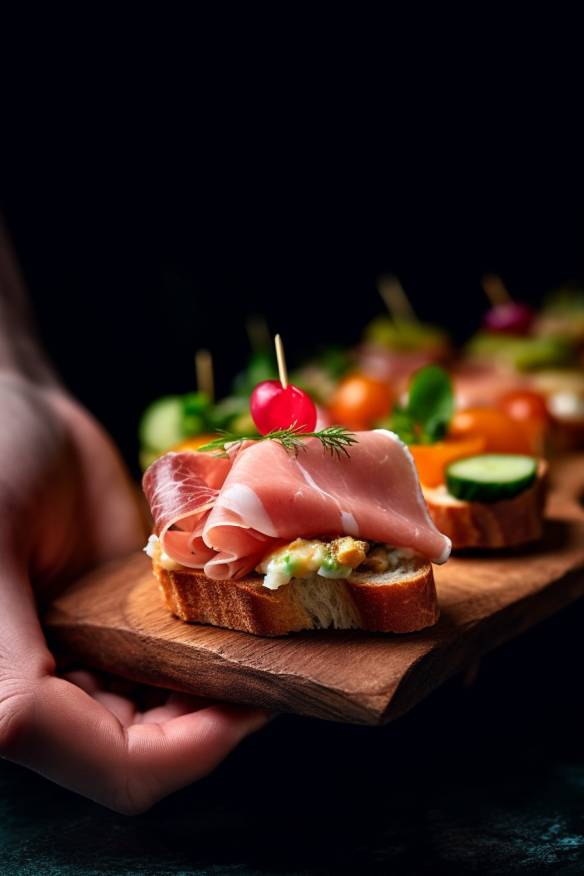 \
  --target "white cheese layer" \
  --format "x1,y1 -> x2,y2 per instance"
143,534 -> 180,571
